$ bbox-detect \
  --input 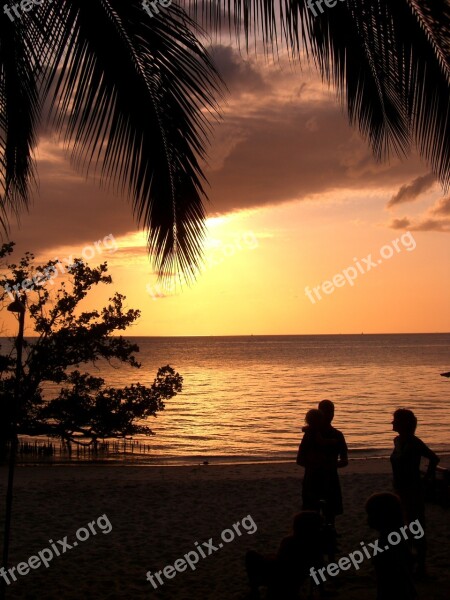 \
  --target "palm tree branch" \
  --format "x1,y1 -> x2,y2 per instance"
36,0 -> 222,278
0,14 -> 41,229
185,0 -> 450,188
